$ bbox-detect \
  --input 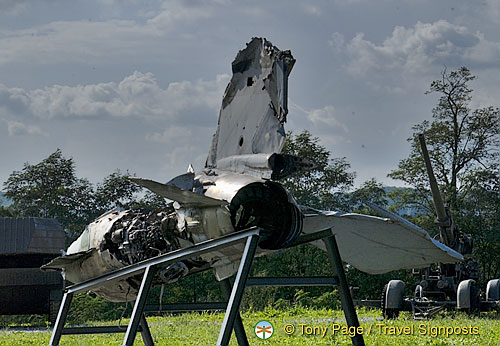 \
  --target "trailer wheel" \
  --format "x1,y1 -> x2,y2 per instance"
381,280 -> 405,319
486,279 -> 500,301
457,279 -> 480,314
414,285 -> 423,298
